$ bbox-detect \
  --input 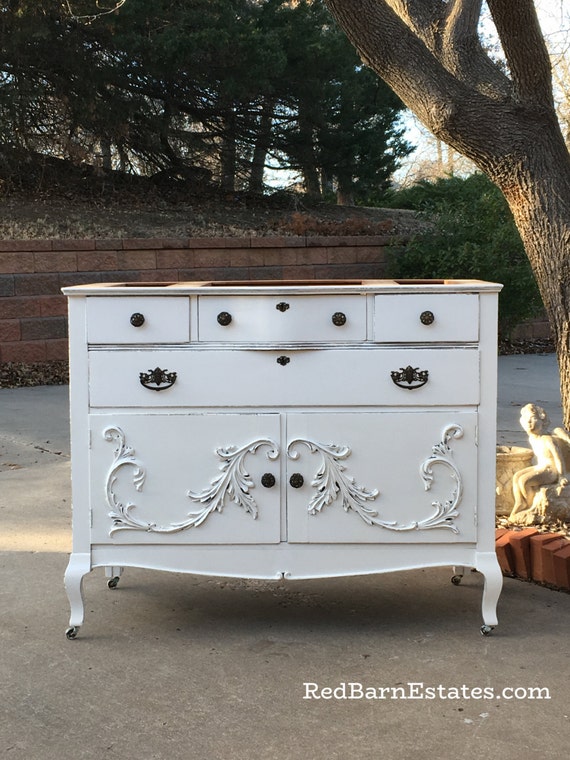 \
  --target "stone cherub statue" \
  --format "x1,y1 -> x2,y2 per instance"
509,403 -> 570,525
